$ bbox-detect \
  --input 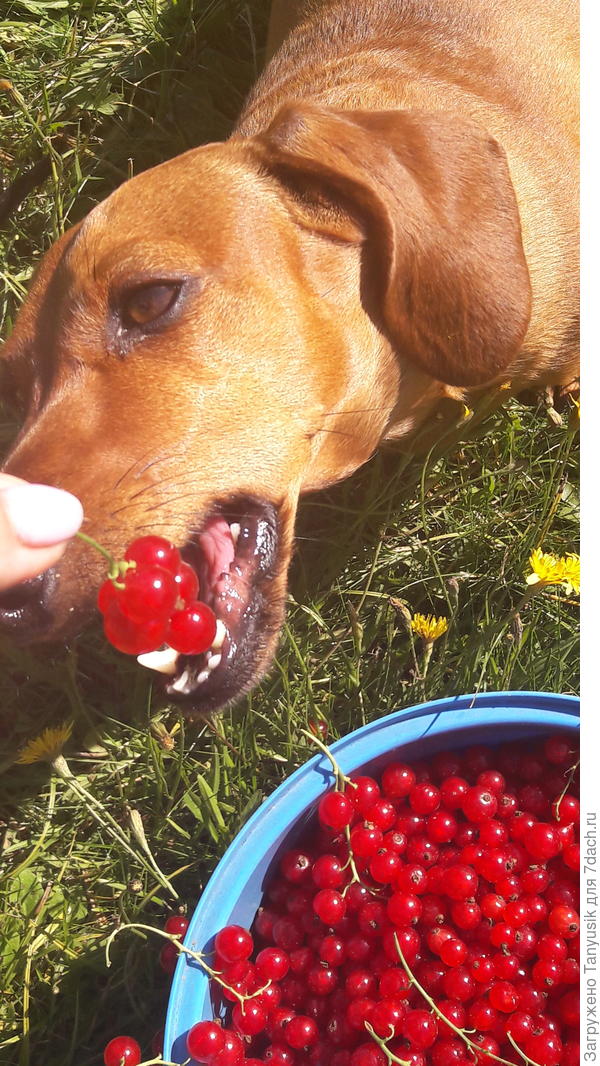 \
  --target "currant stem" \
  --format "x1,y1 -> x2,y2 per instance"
364,1022 -> 411,1066
136,1057 -> 181,1066
75,530 -> 135,583
392,934 -> 542,1066
300,729 -> 355,792
104,923 -> 271,1007
552,760 -> 580,821
75,531 -> 115,565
